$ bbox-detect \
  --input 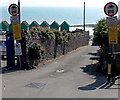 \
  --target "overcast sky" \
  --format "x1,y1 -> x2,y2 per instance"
1,0 -> 120,7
